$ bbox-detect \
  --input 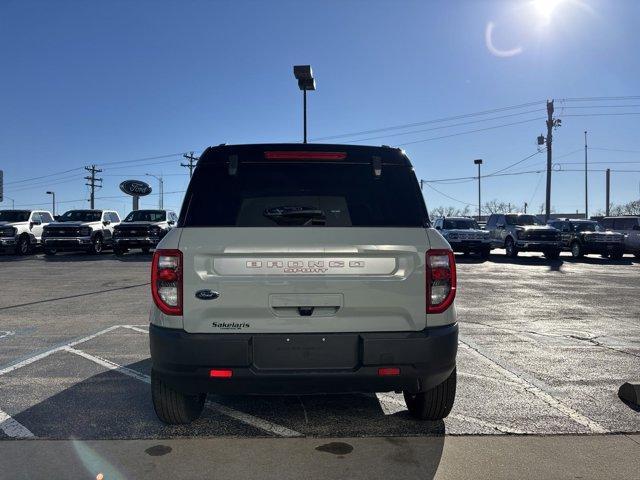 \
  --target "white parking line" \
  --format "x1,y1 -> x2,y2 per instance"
120,325 -> 149,334
459,339 -> 609,433
0,325 -> 120,376
63,347 -> 303,438
0,408 -> 34,439
0,331 -> 15,340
